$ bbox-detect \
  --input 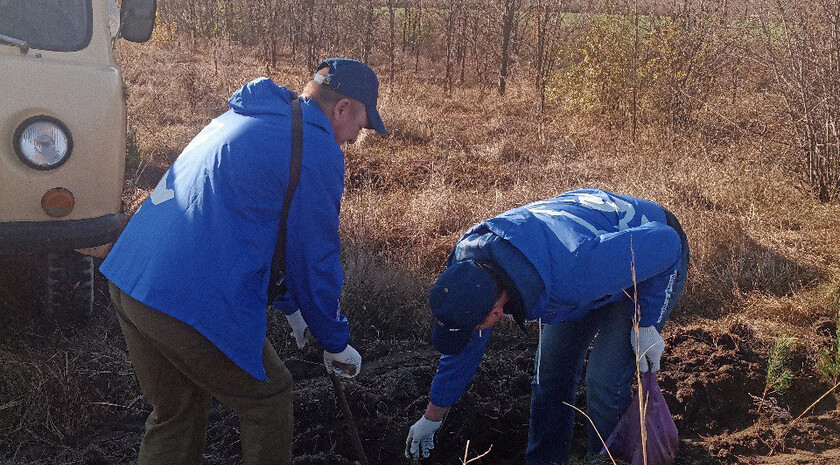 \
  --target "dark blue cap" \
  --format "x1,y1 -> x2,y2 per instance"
316,58 -> 387,135
429,260 -> 498,355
